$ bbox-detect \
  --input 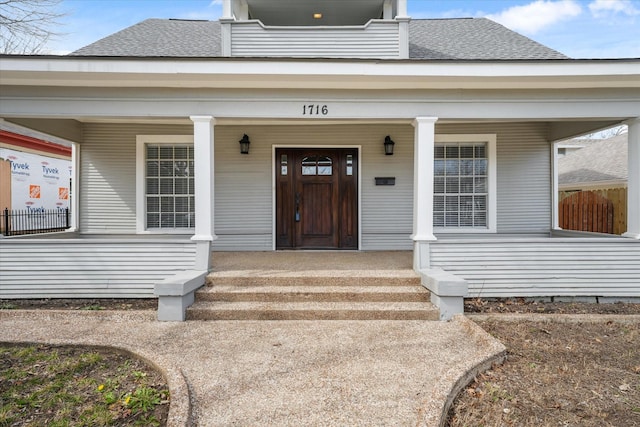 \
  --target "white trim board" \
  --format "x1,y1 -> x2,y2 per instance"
2,57 -> 638,90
